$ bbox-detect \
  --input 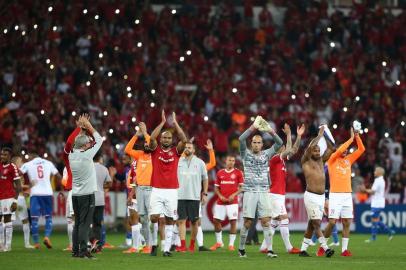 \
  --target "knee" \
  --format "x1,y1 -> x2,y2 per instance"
328,219 -> 336,226
260,219 -> 270,227
150,215 -> 159,223
244,220 -> 252,229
